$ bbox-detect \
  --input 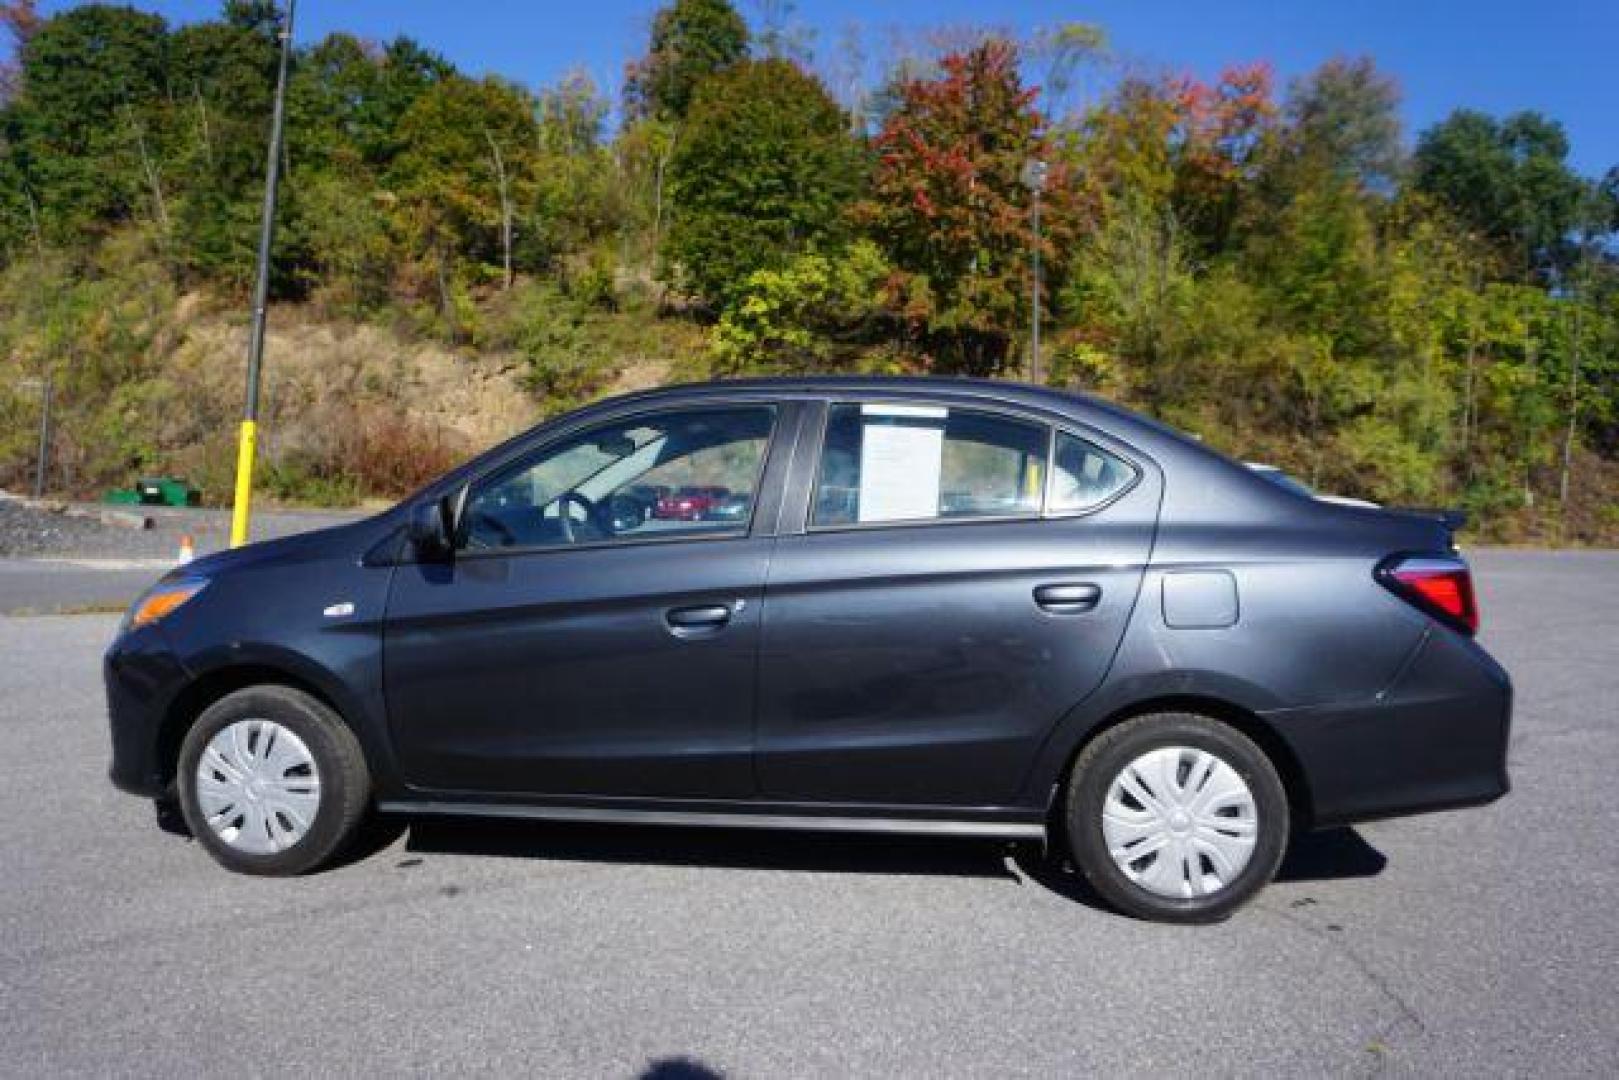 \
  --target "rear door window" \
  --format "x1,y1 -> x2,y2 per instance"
811,403 -> 1048,527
